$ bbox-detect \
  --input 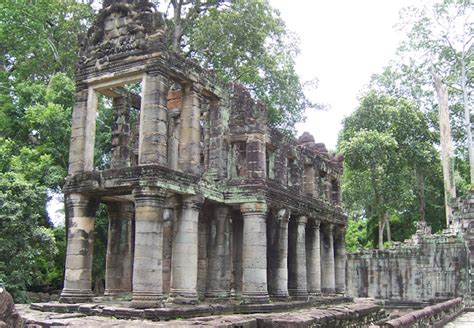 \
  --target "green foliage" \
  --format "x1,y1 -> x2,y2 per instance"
175,0 -> 315,132
0,172 -> 57,301
345,218 -> 371,252
339,91 -> 445,248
